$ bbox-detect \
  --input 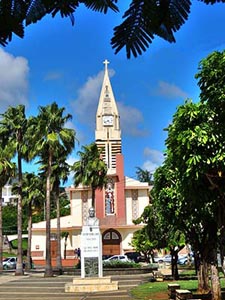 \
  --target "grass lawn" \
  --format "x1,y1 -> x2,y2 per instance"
131,279 -> 198,300
131,269 -> 225,300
